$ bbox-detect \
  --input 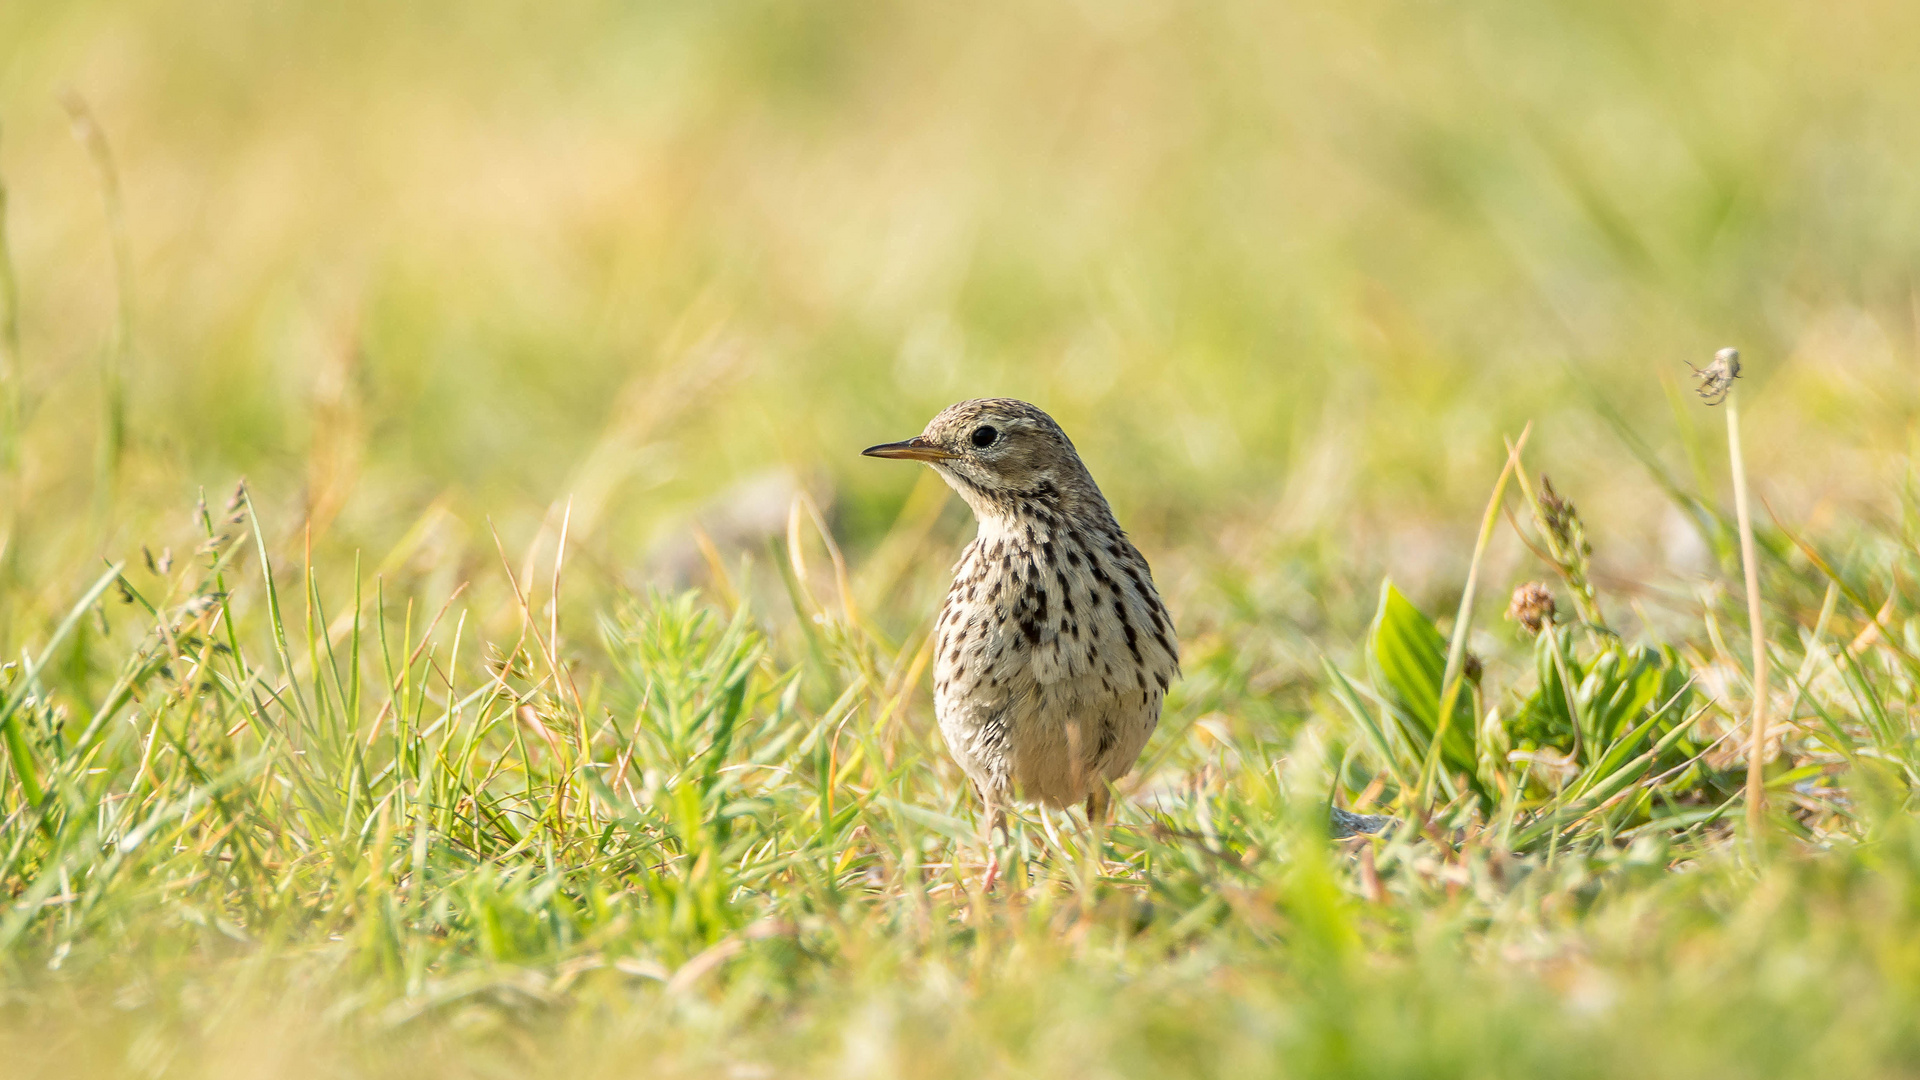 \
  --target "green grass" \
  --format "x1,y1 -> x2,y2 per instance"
4,455 -> 1920,1079
5,0 -> 1920,1075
